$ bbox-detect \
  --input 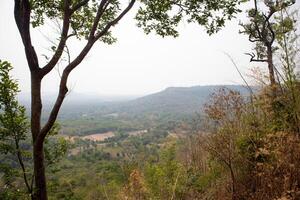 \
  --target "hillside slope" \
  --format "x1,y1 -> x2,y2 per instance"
114,85 -> 249,116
